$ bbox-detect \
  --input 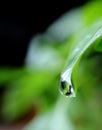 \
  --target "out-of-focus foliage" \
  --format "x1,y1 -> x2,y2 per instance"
81,1 -> 102,26
0,1 -> 102,130
25,1 -> 102,130
0,35 -> 68,122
